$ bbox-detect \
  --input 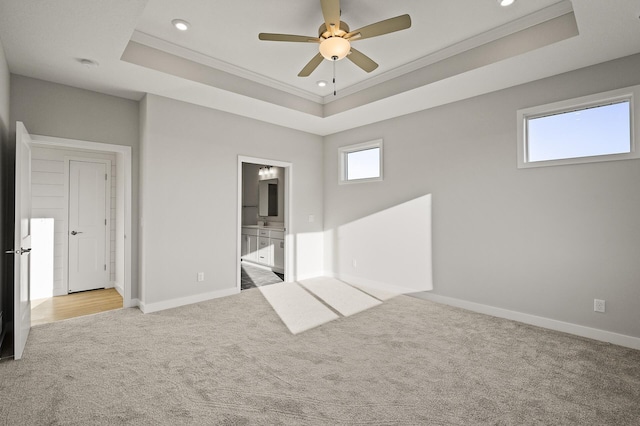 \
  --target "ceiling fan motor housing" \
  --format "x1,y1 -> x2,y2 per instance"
318,22 -> 350,39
